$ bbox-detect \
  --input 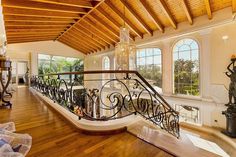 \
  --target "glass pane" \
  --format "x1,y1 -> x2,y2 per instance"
179,44 -> 190,52
154,55 -> 161,64
179,51 -> 191,60
146,56 -> 153,65
153,48 -> 161,55
146,48 -> 153,56
192,50 -> 199,61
